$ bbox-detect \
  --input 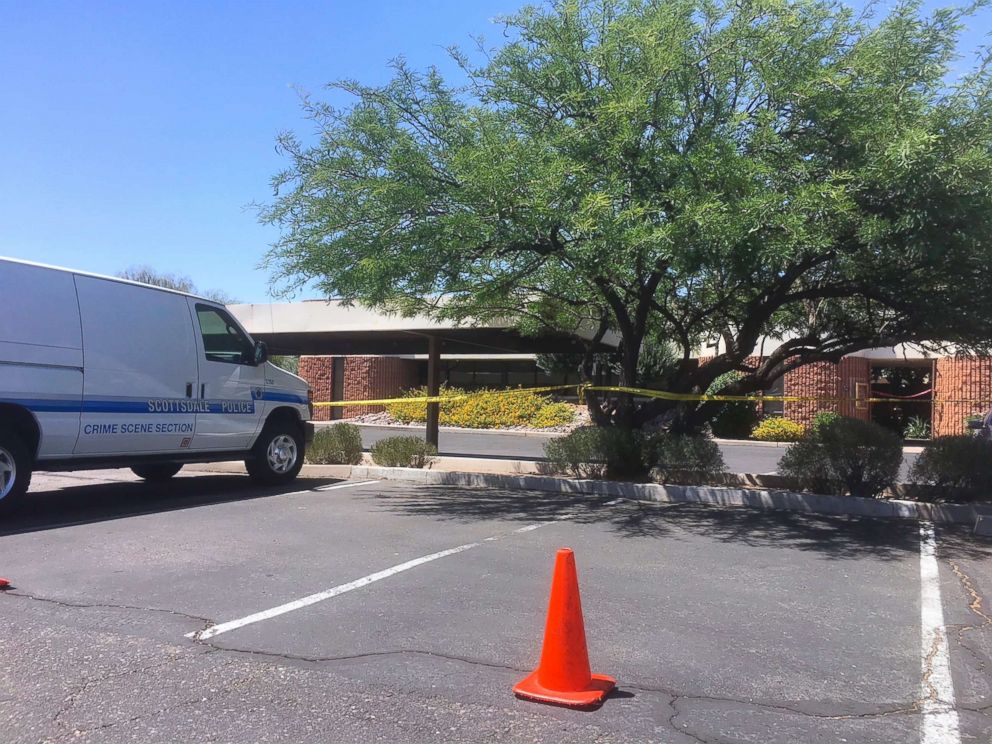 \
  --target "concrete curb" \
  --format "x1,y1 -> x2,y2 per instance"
189,461 -> 981,527
710,438 -> 927,455
343,466 -> 976,525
